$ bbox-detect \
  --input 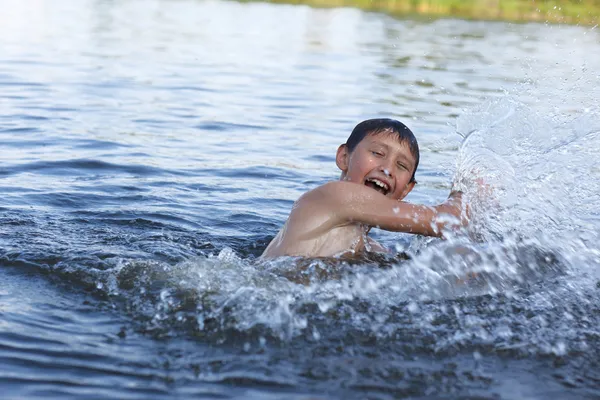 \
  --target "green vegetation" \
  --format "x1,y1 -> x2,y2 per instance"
260,0 -> 600,24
